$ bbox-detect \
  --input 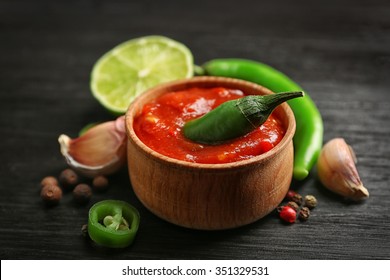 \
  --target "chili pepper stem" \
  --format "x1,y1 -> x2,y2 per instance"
238,91 -> 304,127
261,91 -> 304,106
